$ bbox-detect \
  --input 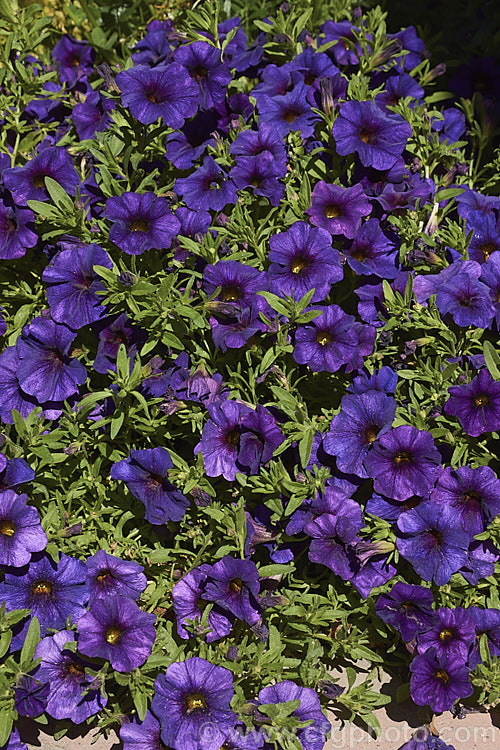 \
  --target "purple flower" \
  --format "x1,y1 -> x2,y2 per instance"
85,549 -> 147,601
237,405 -> 284,474
417,607 -> 475,660
363,425 -> 441,501
210,304 -> 267,352
0,553 -> 88,639
461,540 -> 499,585
333,100 -> 412,170
410,649 -> 473,712
116,63 -> 199,126
202,556 -> 261,625
344,218 -> 398,278
120,711 -> 164,750
304,495 -> 363,580
151,657 -> 237,750
0,200 -> 37,260
320,21 -> 361,65
16,316 -> 87,403
323,390 -> 396,477
3,147 -> 80,206
42,243 -> 112,329
430,465 -> 500,539
105,192 -> 180,255
175,156 -> 237,211
268,221 -> 343,302
93,313 -> 145,375
258,83 -> 319,138
110,447 -> 189,525
397,503 -> 469,586
375,582 -> 436,641
306,181 -> 371,238
34,629 -> 107,722
71,90 -> 115,140
290,47 -> 340,86
398,725 -> 456,750
0,346 -> 63,423
348,366 -> 398,395
481,253 -> 500,328
294,304 -> 375,373
444,369 -> 500,437
257,680 -> 331,750
52,35 -> 95,86
456,187 -> 500,222
435,272 -> 495,328
468,607 -> 500,669
467,210 -> 500,264
229,124 -> 287,174
229,153 -> 284,206
0,490 -> 46,567
14,675 -> 49,718
1,729 -> 27,750
77,596 -> 156,671
375,72 -> 424,111
172,565 -> 232,642
195,400 -> 249,480
203,260 -> 267,309
174,41 -> 231,109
